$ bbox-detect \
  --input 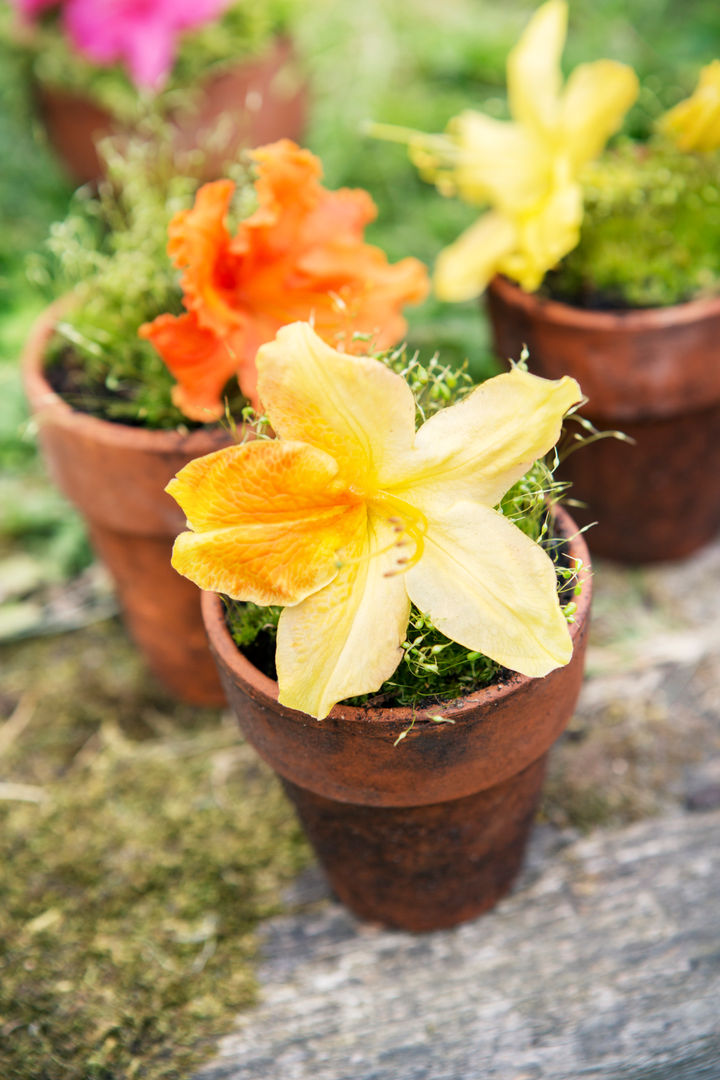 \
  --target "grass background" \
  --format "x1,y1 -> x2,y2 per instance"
2,1 -> 720,1076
